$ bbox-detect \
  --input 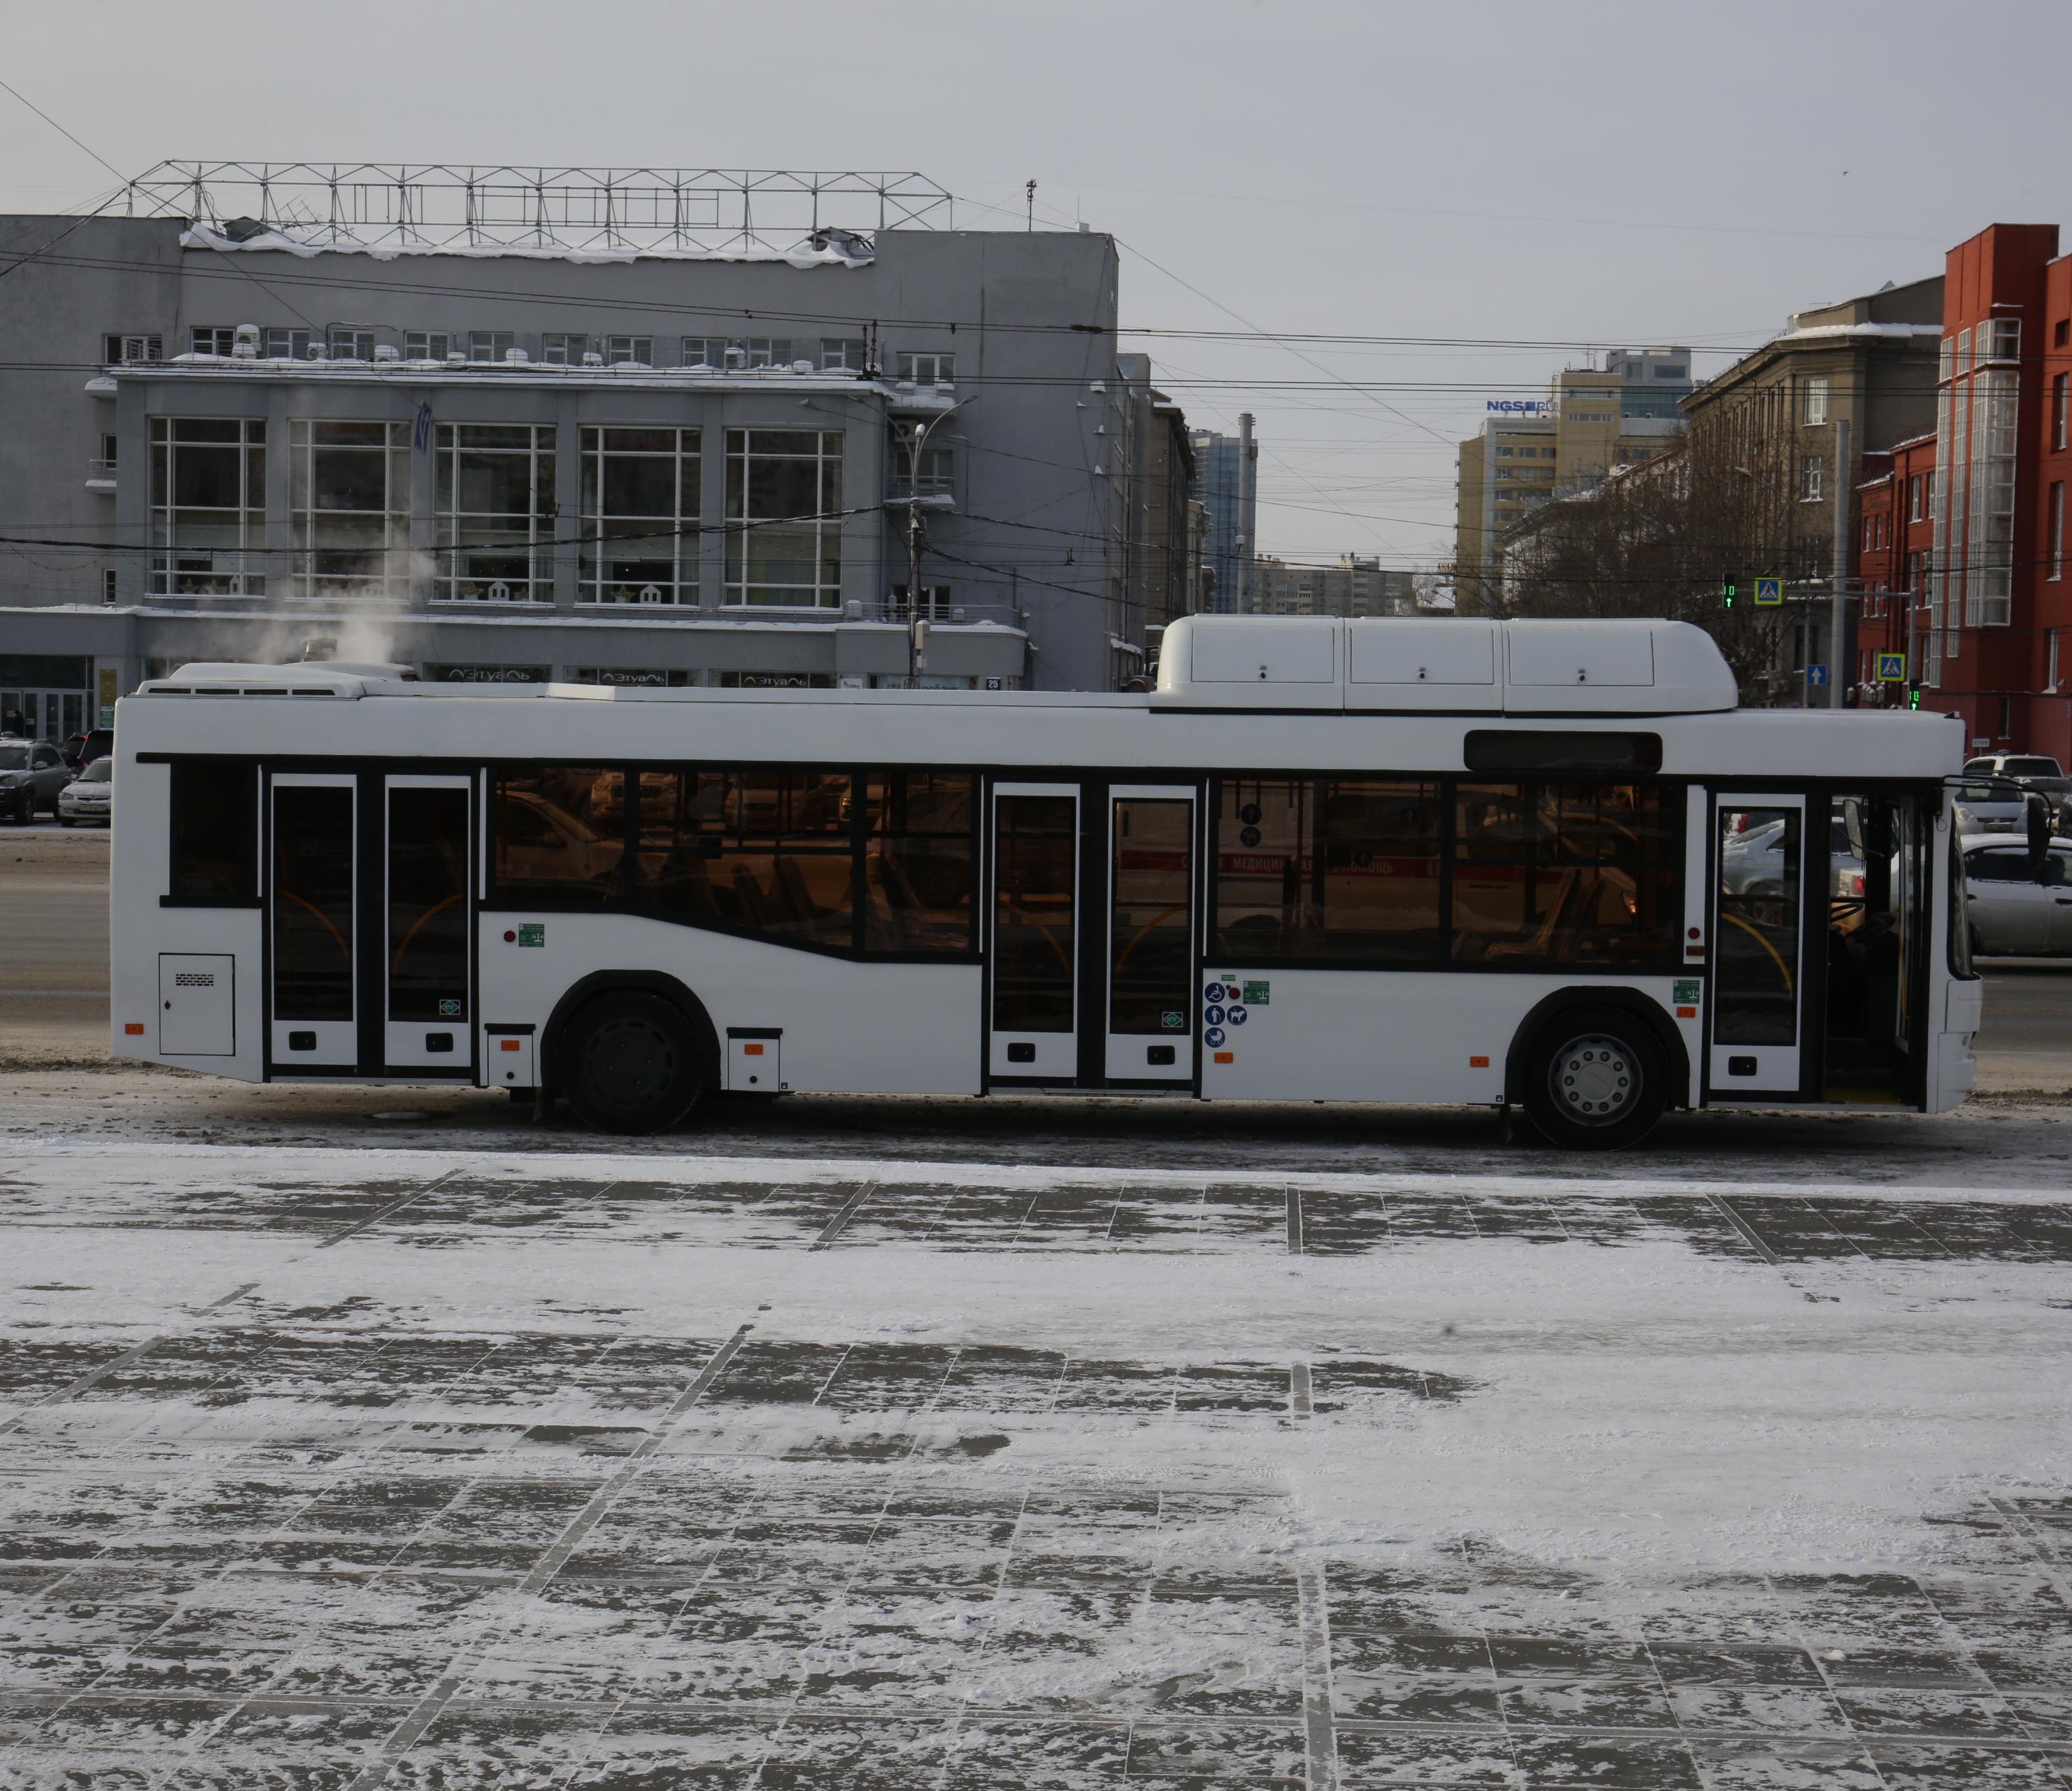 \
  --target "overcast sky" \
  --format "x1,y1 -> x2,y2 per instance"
6,0 -> 2067,569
